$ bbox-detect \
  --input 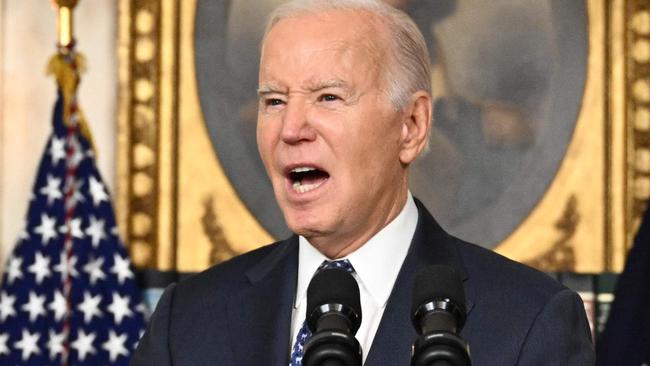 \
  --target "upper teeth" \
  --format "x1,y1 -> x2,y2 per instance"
290,166 -> 325,194
291,167 -> 316,173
